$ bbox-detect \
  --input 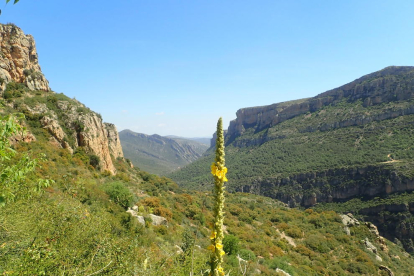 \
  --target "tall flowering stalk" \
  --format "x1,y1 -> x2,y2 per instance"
208,117 -> 227,276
